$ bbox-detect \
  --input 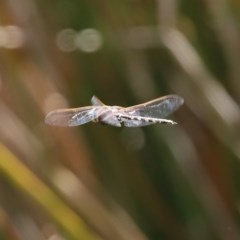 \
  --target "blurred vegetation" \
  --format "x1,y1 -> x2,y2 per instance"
0,0 -> 240,239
